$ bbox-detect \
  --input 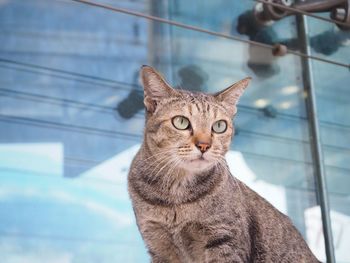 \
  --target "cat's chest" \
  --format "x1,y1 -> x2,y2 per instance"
141,203 -> 197,227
